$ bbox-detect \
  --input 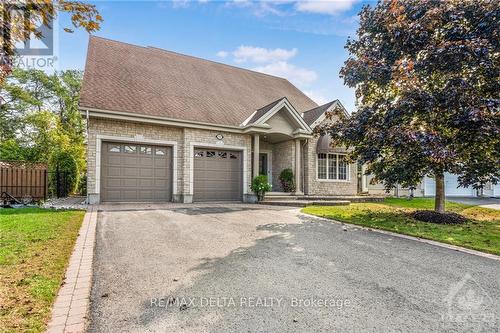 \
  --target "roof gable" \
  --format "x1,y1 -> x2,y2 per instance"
242,97 -> 284,126
246,97 -> 311,132
302,100 -> 348,128
80,36 -> 318,127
